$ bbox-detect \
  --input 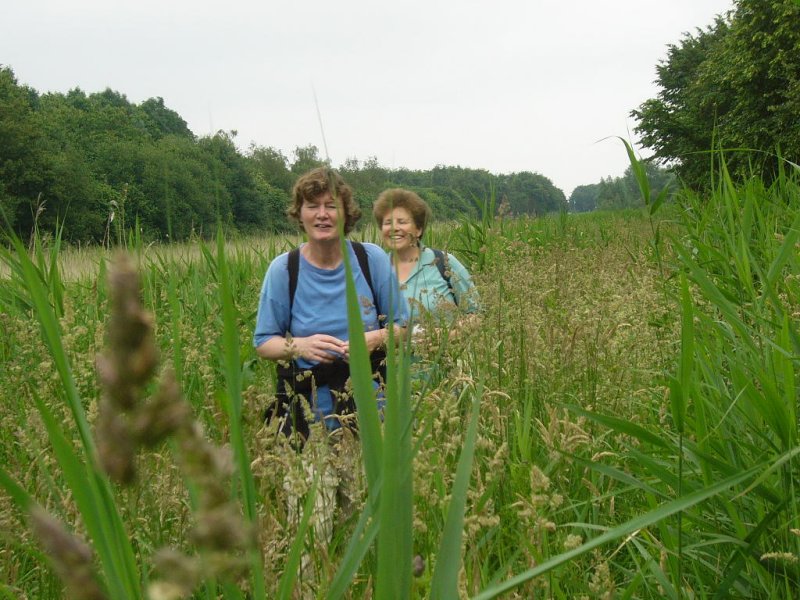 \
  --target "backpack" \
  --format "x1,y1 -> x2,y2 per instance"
270,241 -> 384,443
431,248 -> 457,306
